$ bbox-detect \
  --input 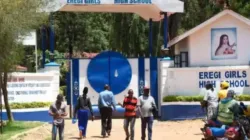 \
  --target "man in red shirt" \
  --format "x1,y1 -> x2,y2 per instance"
118,89 -> 138,140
